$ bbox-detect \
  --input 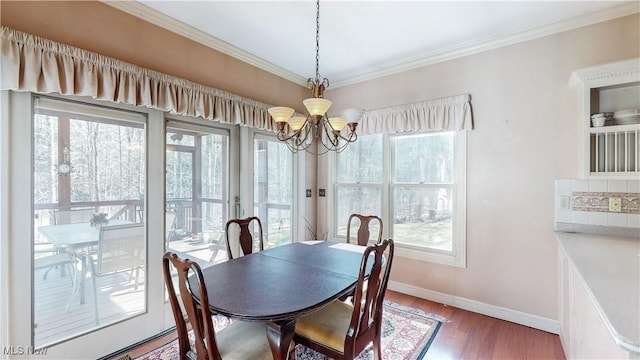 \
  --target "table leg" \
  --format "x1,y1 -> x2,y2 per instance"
79,255 -> 87,304
266,319 -> 296,360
